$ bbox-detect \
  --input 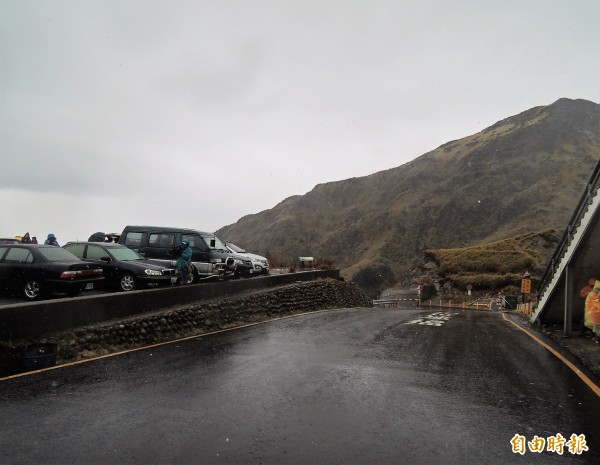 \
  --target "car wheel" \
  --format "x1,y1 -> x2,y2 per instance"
23,280 -> 42,300
119,273 -> 137,291
186,265 -> 196,284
